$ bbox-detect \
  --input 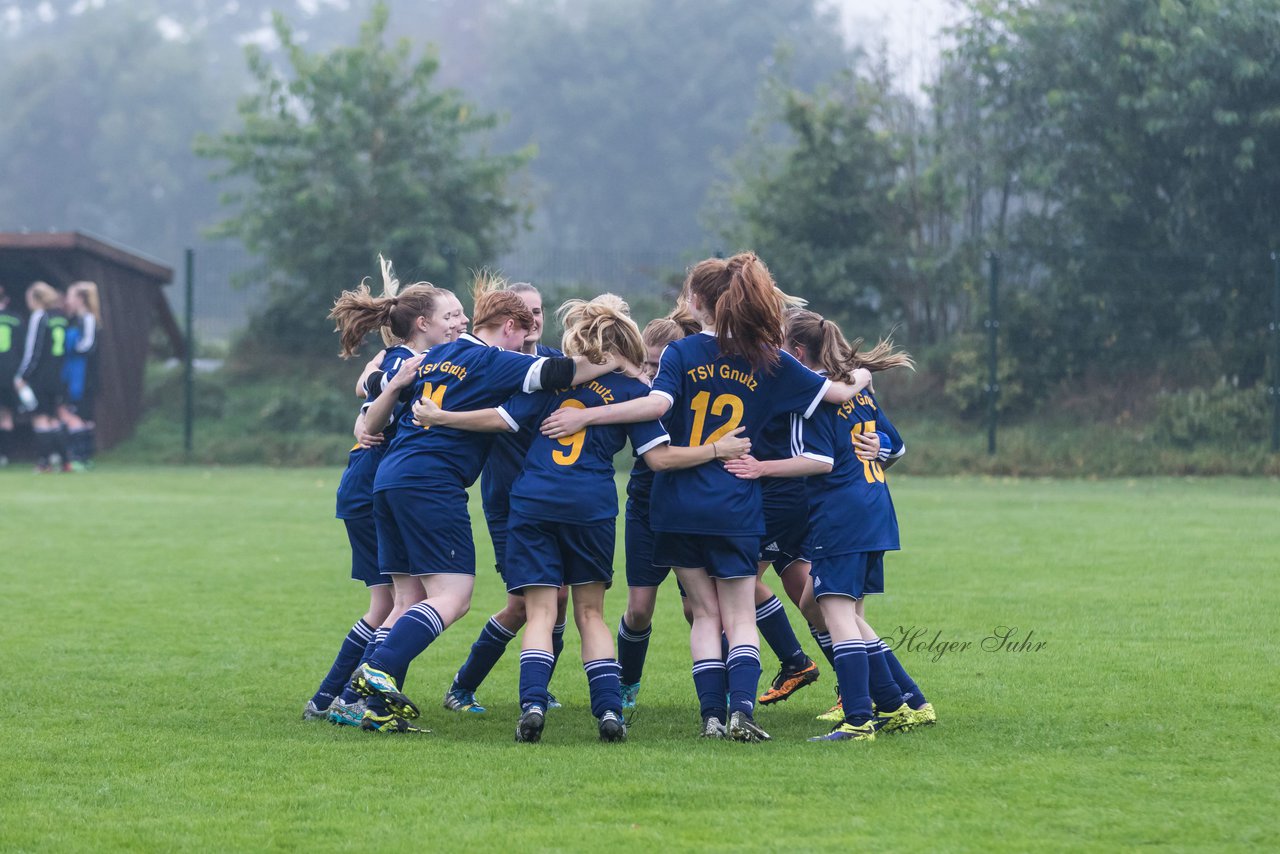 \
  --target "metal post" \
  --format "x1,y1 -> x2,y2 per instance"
183,248 -> 195,459
1271,251 -> 1279,453
985,251 -> 1000,455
